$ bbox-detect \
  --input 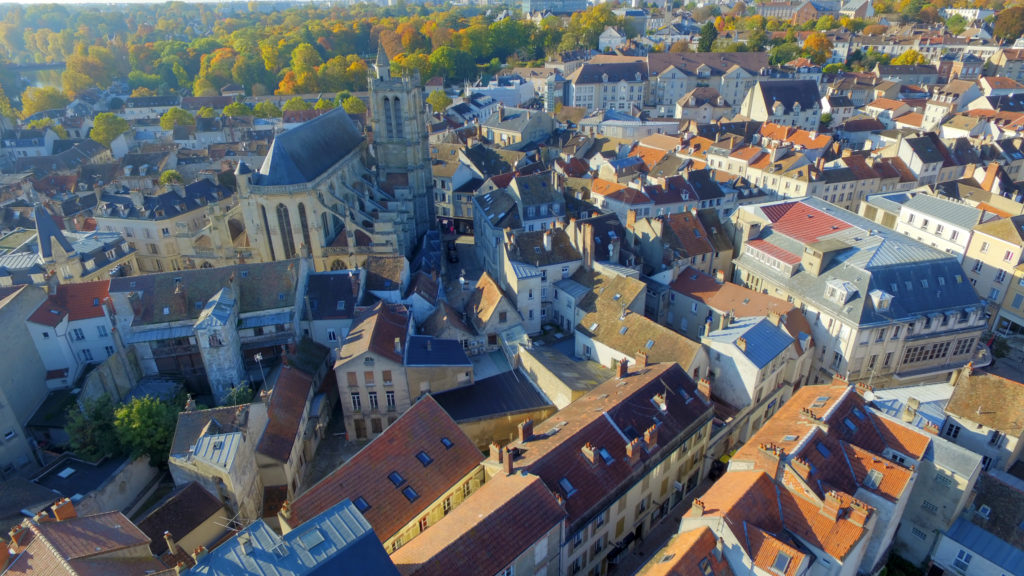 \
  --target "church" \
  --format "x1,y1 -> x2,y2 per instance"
236,48 -> 434,271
